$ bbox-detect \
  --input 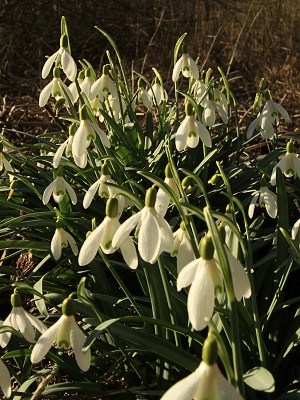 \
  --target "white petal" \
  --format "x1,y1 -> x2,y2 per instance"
177,235 -> 195,274
70,319 -> 91,372
120,237 -> 138,269
156,213 -> 174,253
51,229 -> 62,260
188,56 -> 199,80
225,248 -> 251,301
172,57 -> 183,82
203,101 -> 216,127
42,51 -> 58,79
0,314 -> 12,348
112,211 -> 142,248
188,261 -> 215,330
42,180 -> 56,204
196,120 -> 212,147
101,218 -> 120,253
261,188 -> 277,218
273,102 -> 290,122
138,208 -> 161,263
31,318 -> 61,364
216,367 -> 245,400
15,307 -> 35,343
39,81 -> 54,107
0,359 -> 11,399
175,117 -> 188,151
53,140 -> 69,168
248,192 -> 259,219
72,122 -> 86,158
78,220 -> 106,266
64,181 -> 77,205
177,259 -> 199,291
161,364 -> 202,400
64,232 -> 79,256
155,188 -> 170,217
92,123 -> 111,148
83,180 -> 101,209
292,218 -> 300,240
246,118 -> 260,139
23,310 -> 47,333
61,49 -> 77,81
